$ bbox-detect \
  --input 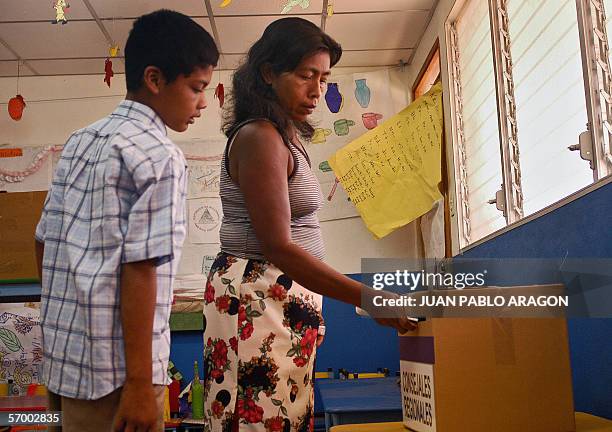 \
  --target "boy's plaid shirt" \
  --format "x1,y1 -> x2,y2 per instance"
35,100 -> 187,399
